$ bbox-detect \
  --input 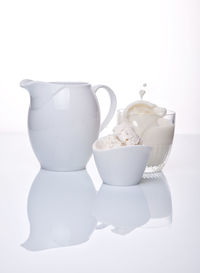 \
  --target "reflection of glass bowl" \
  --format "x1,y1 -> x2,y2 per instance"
117,109 -> 175,173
